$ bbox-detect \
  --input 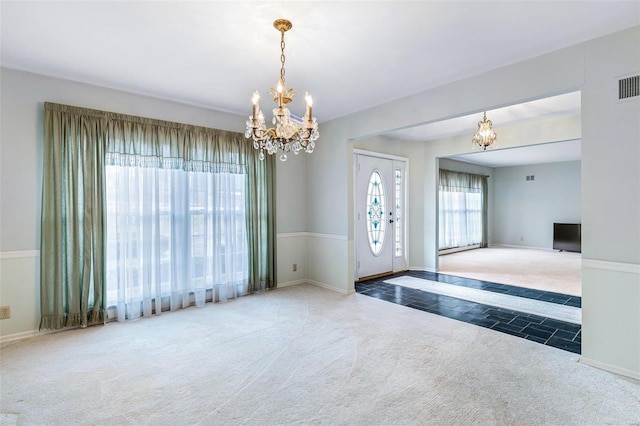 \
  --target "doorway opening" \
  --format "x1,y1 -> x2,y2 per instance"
437,139 -> 582,297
